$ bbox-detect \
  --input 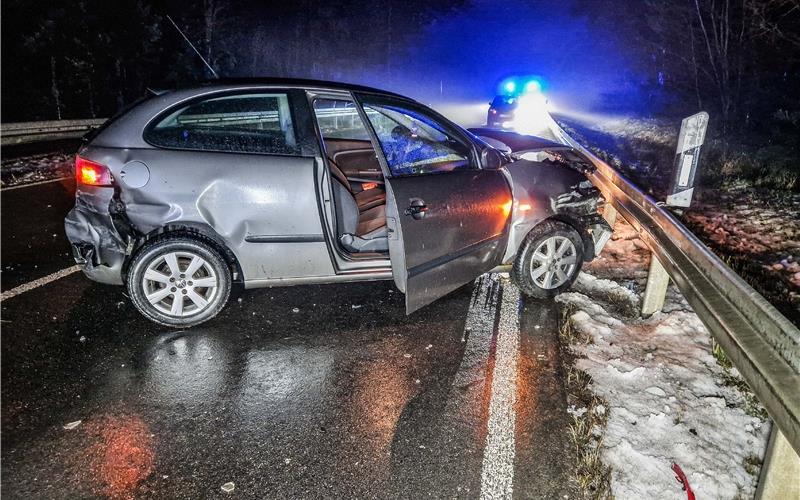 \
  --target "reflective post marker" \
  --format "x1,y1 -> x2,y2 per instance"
666,112 -> 709,208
